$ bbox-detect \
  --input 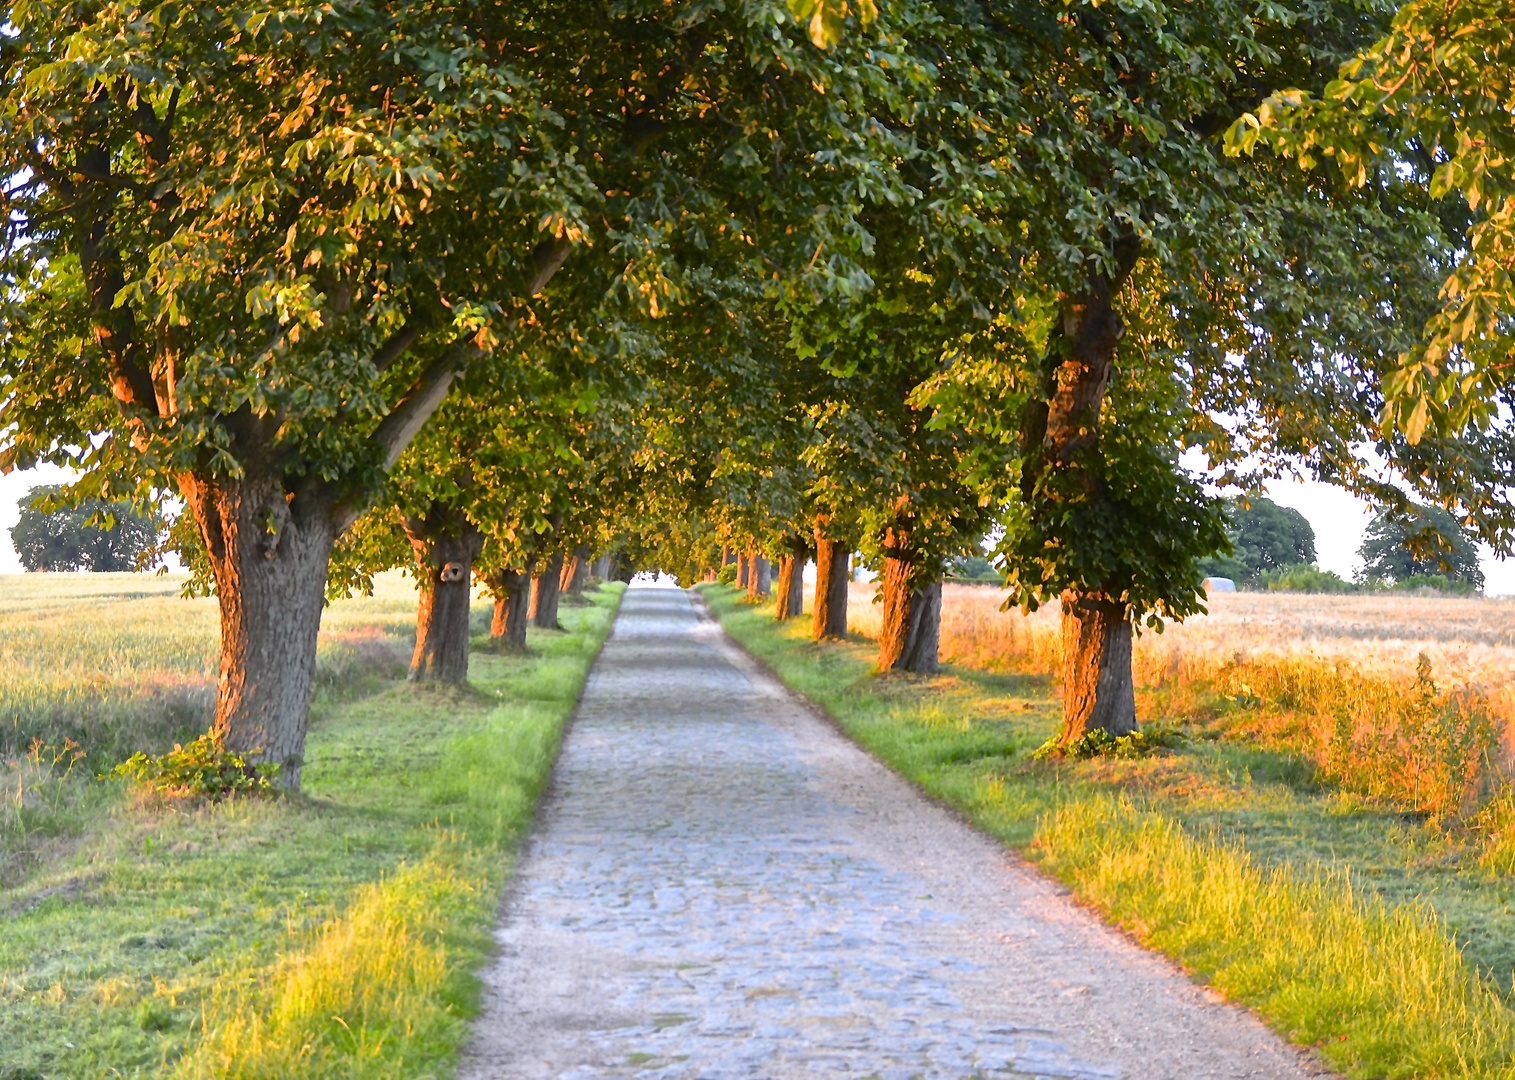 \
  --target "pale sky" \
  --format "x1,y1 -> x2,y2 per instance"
3,463 -> 1514,594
